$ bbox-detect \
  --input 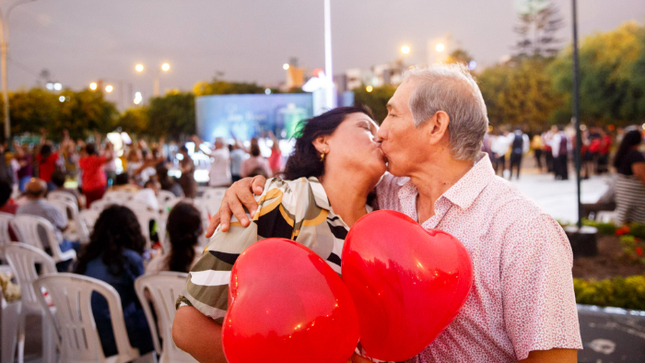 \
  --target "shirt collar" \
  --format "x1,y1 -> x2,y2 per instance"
442,152 -> 495,210
397,152 -> 495,211
306,176 -> 331,211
